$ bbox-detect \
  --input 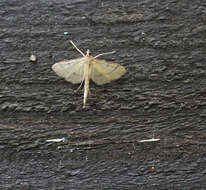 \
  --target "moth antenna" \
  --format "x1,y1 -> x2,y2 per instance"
70,40 -> 85,57
94,51 -> 116,58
